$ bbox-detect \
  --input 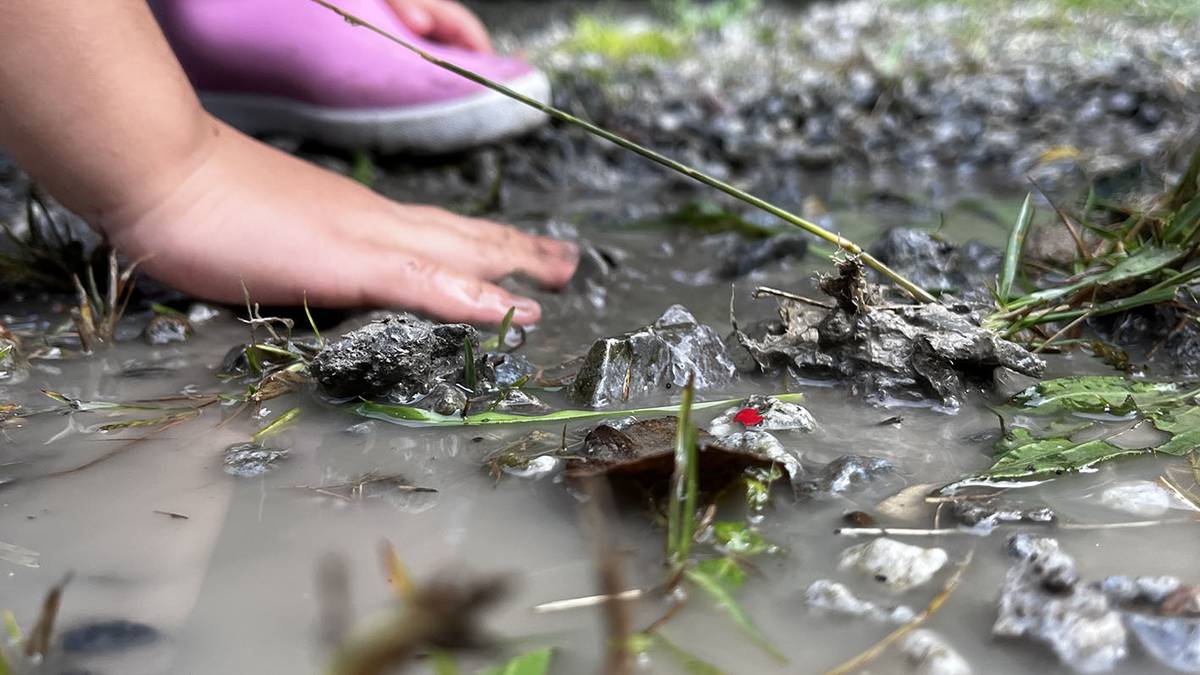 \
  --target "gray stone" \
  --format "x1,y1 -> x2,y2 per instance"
707,395 -> 816,436
899,629 -> 972,675
838,537 -> 948,593
1098,480 -> 1174,518
801,454 -> 895,496
995,534 -> 1127,673
569,305 -> 737,407
143,314 -> 192,345
804,579 -> 916,623
223,442 -> 288,478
